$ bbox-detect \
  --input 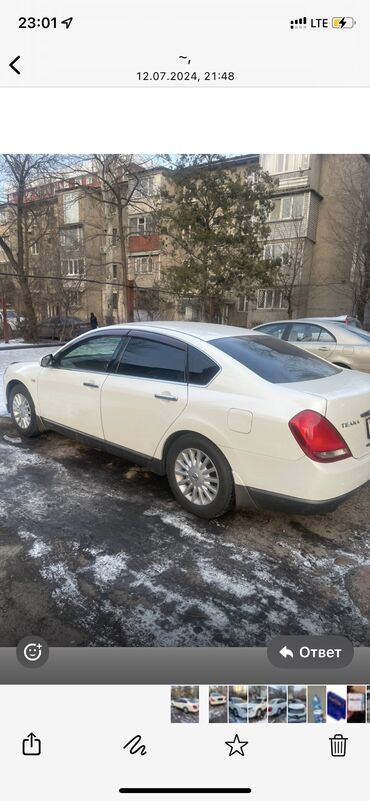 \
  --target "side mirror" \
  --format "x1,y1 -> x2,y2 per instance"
40,354 -> 55,367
